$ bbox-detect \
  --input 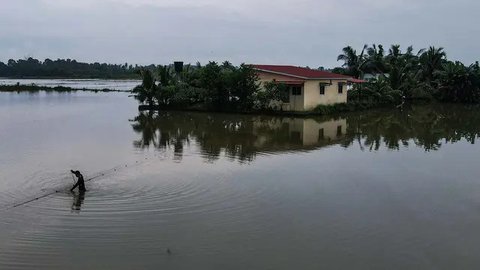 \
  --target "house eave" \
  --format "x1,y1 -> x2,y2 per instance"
254,68 -> 351,81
